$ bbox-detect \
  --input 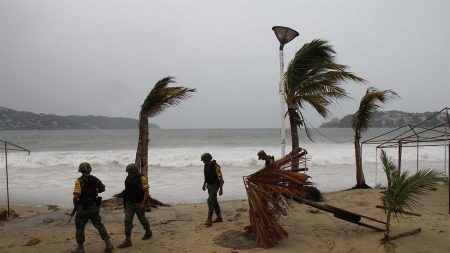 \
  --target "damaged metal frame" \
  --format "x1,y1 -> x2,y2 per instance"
0,139 -> 31,218
361,107 -> 450,213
